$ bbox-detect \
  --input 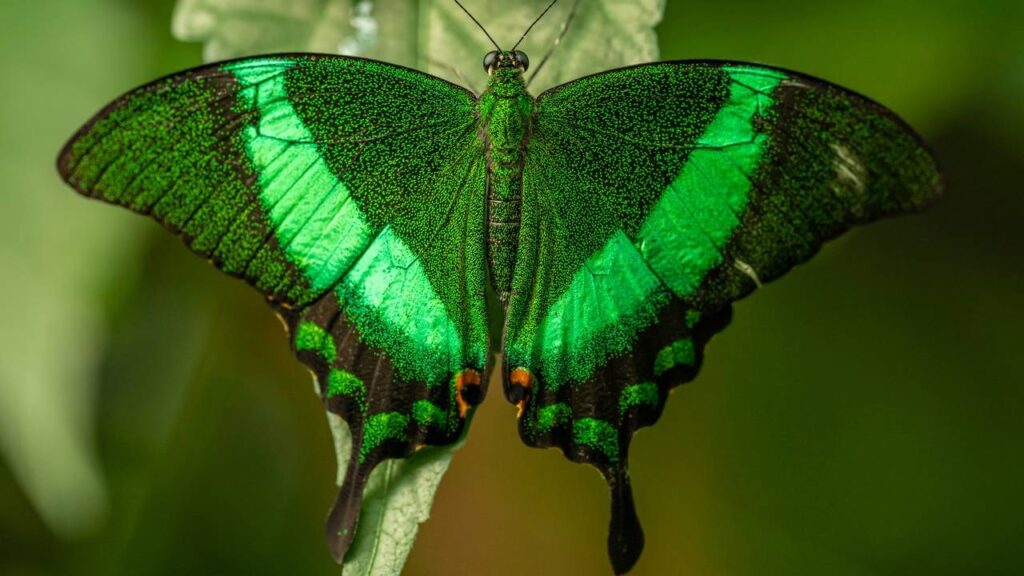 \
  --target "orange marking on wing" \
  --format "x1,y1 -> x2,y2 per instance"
454,369 -> 482,418
511,368 -> 533,418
